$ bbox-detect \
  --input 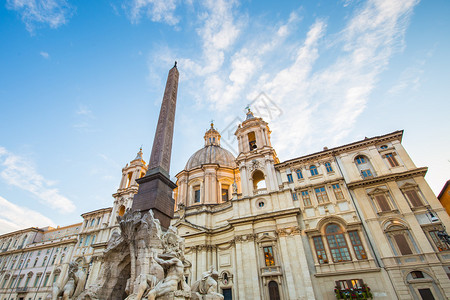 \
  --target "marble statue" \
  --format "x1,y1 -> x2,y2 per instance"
191,266 -> 224,300
51,261 -> 86,300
